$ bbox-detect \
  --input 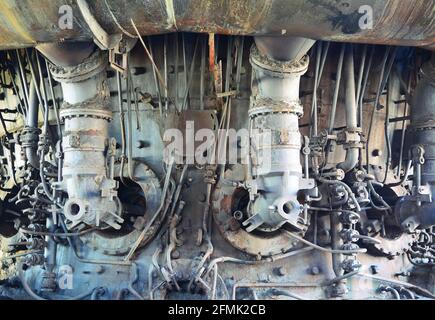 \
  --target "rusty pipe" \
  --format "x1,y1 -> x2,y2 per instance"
0,0 -> 433,50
